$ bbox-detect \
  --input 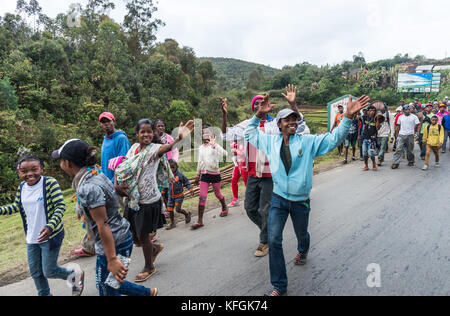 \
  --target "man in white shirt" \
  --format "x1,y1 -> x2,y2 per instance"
392,105 -> 420,169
